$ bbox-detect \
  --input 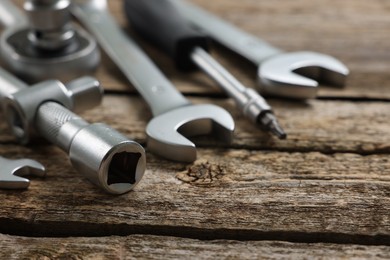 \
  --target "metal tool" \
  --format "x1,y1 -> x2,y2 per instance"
124,0 -> 286,139
0,156 -> 45,189
71,0 -> 235,163
0,0 -> 100,81
0,69 -> 146,194
170,0 -> 350,99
